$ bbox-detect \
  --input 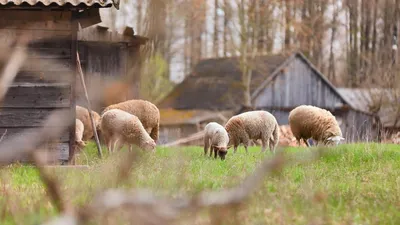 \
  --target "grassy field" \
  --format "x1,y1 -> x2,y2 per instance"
0,143 -> 399,224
